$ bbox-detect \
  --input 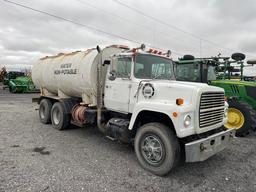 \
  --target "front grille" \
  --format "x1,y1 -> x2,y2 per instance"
199,92 -> 225,128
